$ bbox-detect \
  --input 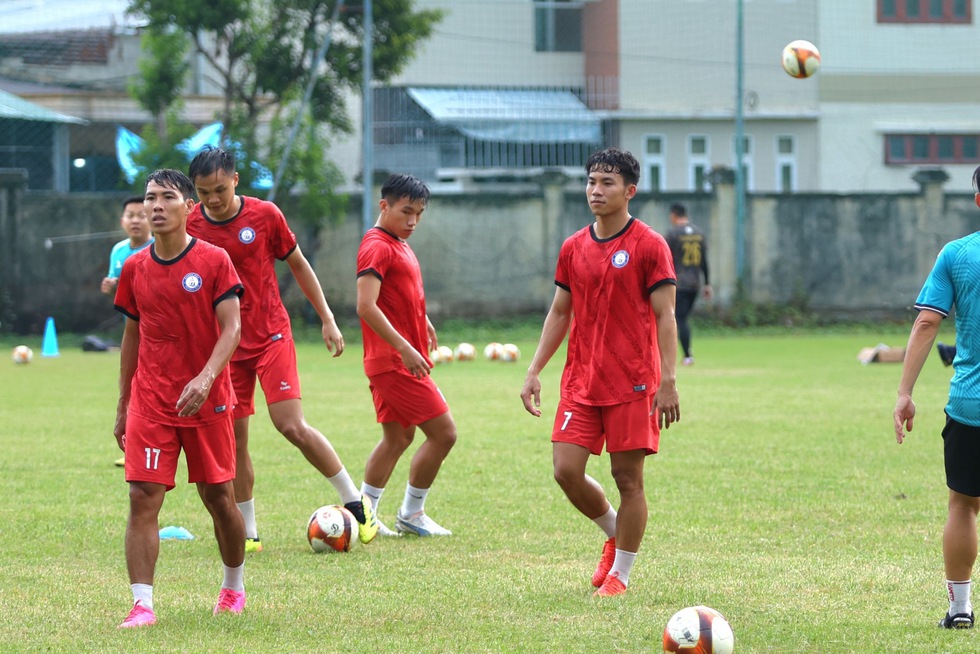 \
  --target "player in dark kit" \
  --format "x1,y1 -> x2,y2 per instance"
186,146 -> 378,551
521,148 -> 680,597
665,203 -> 711,366
114,169 -> 246,627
